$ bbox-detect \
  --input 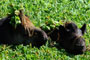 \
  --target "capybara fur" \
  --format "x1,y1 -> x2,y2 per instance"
48,22 -> 86,54
0,10 -> 48,48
